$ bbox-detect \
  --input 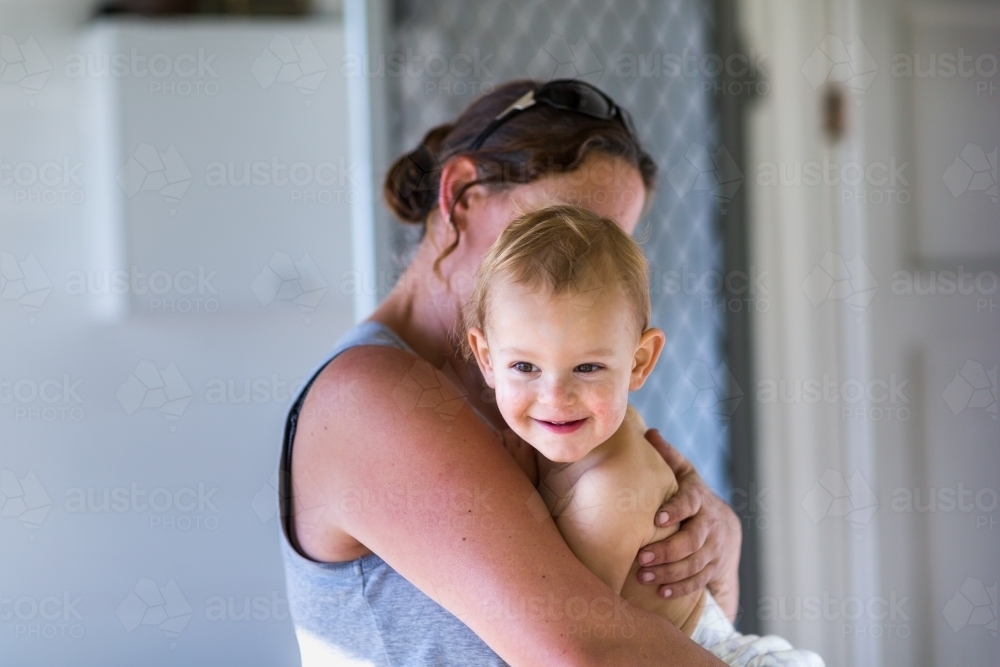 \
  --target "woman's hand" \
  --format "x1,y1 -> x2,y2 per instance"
638,428 -> 742,620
